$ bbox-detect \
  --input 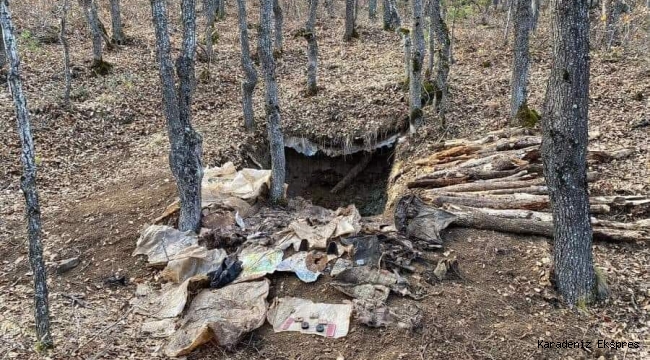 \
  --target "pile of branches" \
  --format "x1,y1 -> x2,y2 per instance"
406,128 -> 649,242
